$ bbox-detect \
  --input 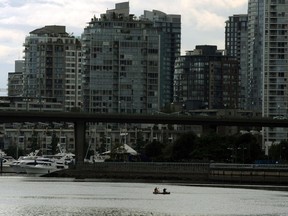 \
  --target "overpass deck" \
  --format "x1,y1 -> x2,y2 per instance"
1,111 -> 288,164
